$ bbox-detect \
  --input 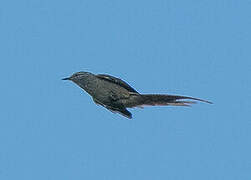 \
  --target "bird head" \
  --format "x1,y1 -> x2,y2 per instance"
62,71 -> 93,82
